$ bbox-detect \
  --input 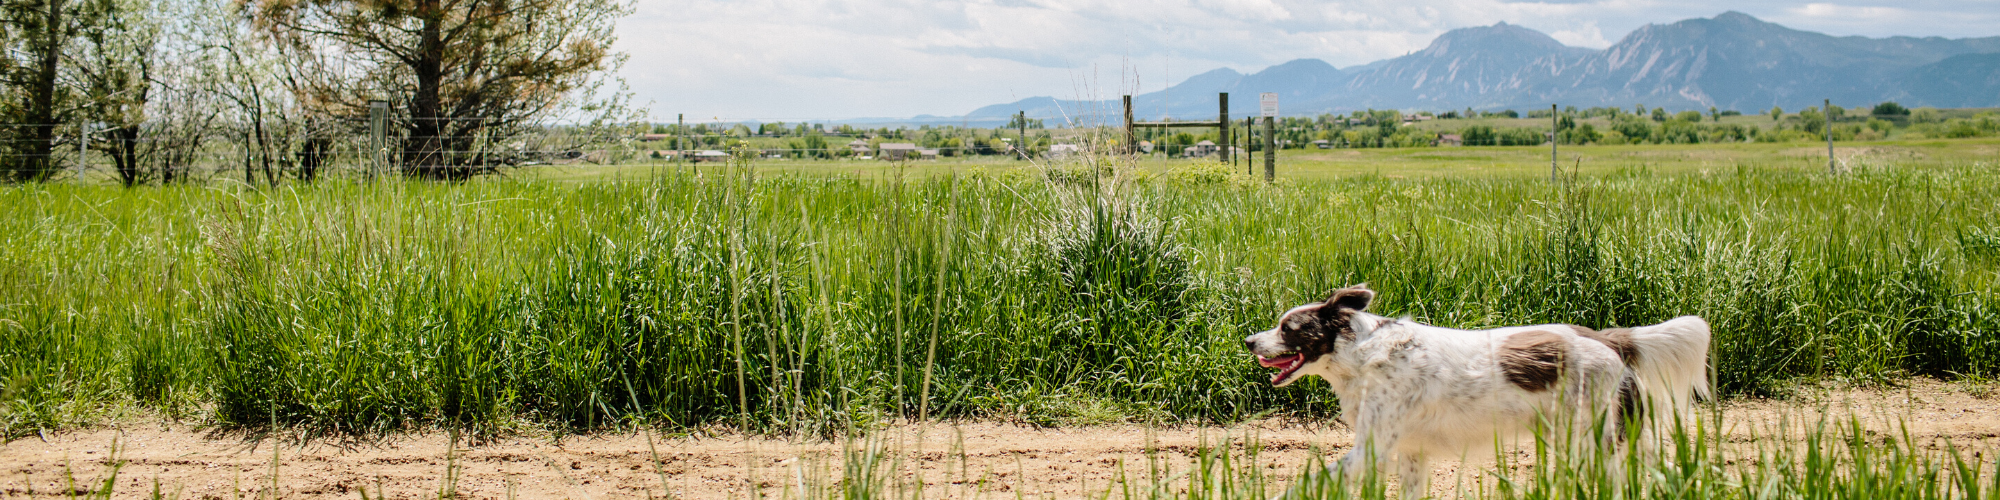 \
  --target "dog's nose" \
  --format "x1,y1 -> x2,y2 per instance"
1243,337 -> 1256,351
